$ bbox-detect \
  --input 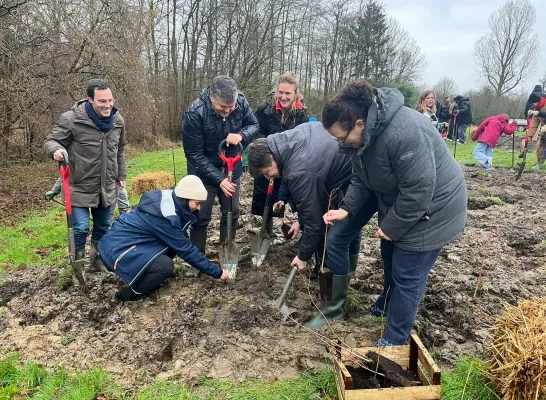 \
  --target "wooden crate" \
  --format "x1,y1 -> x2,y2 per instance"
331,332 -> 441,400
